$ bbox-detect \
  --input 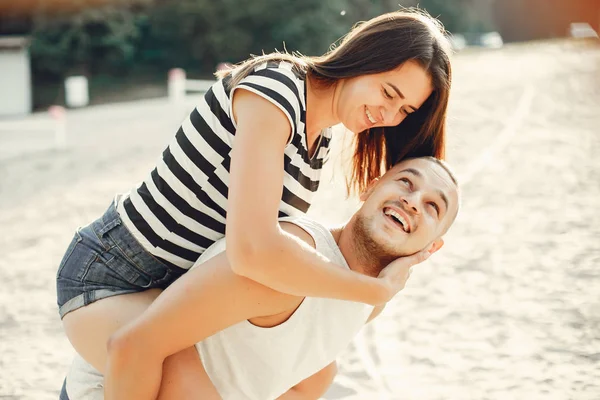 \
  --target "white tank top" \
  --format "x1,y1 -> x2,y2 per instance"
194,217 -> 374,400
